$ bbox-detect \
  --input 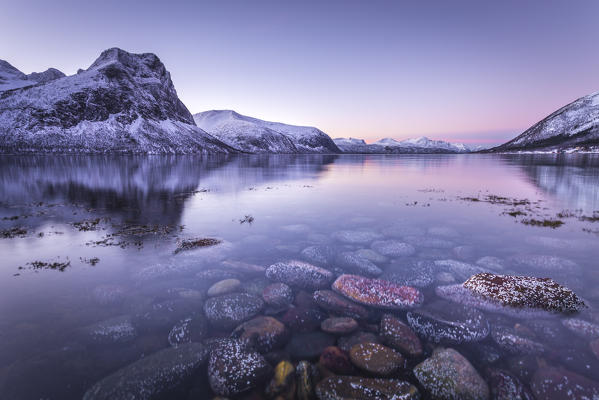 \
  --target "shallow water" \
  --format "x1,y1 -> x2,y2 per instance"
0,154 -> 598,399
